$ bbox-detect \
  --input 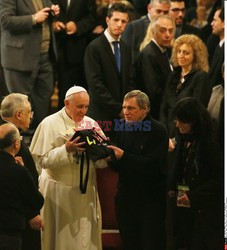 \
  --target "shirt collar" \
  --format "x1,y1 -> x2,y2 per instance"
219,39 -> 224,48
104,29 -> 120,44
152,38 -> 166,53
